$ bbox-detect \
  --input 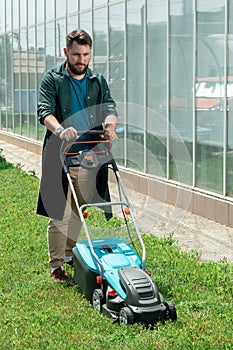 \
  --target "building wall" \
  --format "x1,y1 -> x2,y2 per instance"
0,0 -> 233,223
